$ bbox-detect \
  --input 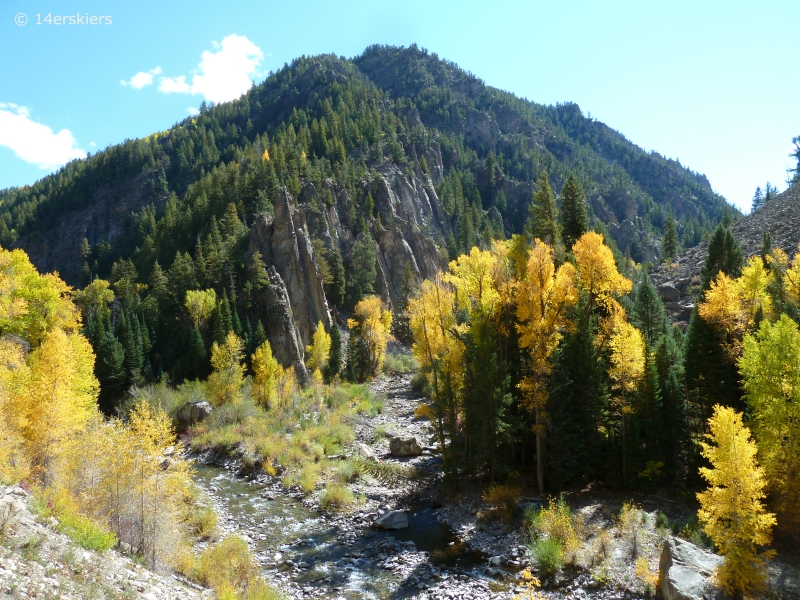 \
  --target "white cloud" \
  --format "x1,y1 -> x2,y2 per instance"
0,103 -> 85,169
153,35 -> 263,104
121,66 -> 162,89
158,75 -> 190,94
187,107 -> 200,116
